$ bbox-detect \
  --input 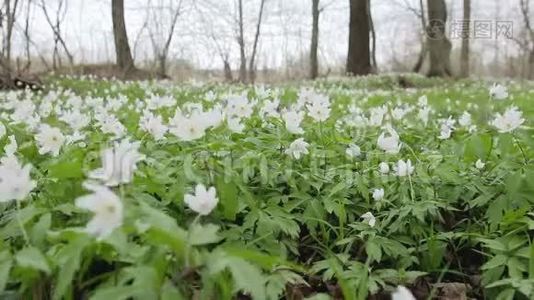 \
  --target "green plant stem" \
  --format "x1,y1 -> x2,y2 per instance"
513,134 -> 528,165
16,200 -> 30,246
